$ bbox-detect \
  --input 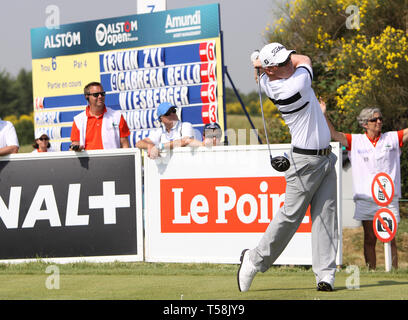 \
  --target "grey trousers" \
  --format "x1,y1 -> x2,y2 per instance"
249,150 -> 338,286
